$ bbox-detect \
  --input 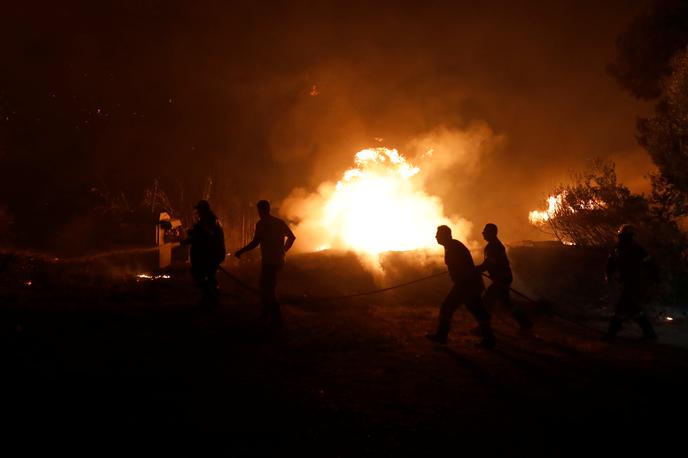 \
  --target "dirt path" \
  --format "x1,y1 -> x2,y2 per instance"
1,274 -> 687,455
